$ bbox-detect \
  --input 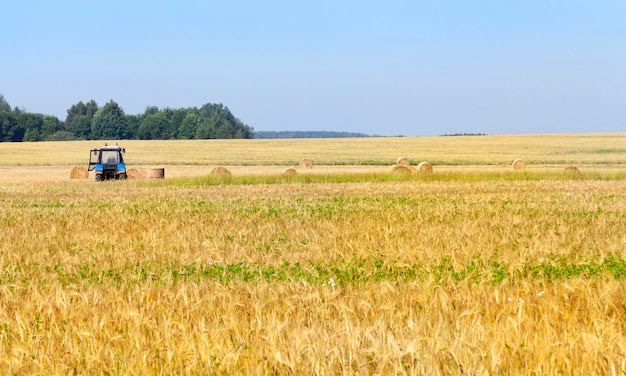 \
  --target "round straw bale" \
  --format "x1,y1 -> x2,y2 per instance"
283,167 -> 298,175
69,165 -> 89,179
396,156 -> 411,166
417,161 -> 433,173
126,168 -> 145,180
564,165 -> 580,173
210,166 -> 232,176
512,159 -> 526,170
391,165 -> 412,174
300,158 -> 313,169
144,168 -> 165,179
